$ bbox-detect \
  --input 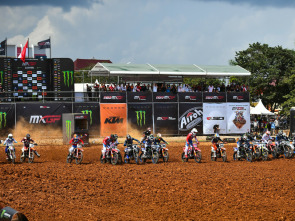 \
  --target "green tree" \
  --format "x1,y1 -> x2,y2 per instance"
230,42 -> 295,112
